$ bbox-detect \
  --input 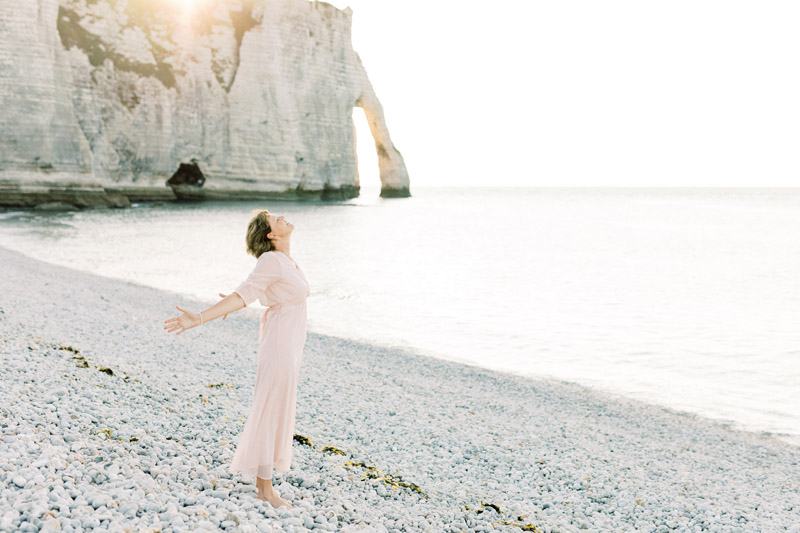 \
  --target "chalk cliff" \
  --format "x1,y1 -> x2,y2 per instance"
0,0 -> 409,207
